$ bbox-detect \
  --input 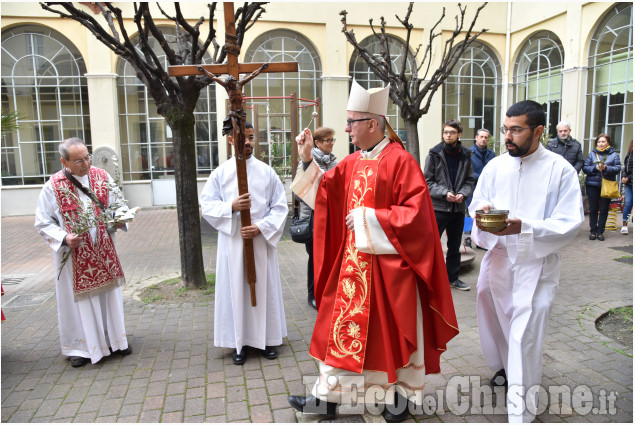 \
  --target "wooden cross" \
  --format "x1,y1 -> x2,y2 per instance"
168,3 -> 297,307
